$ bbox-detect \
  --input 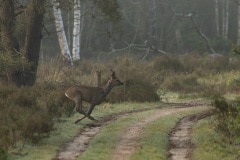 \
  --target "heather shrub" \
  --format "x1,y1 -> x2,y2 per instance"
2,53 -> 240,156
225,72 -> 240,92
179,53 -> 204,73
49,56 -> 160,102
160,74 -> 202,93
0,52 -> 30,85
201,84 -> 226,98
44,89 -> 74,117
0,148 -> 7,160
2,87 -> 54,142
153,55 -> 184,73
213,97 -> 240,144
200,55 -> 229,73
21,111 -> 53,143
108,78 -> 159,102
0,82 -> 70,153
